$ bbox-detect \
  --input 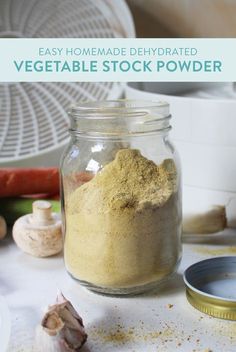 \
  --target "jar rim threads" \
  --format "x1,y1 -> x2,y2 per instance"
68,99 -> 171,136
